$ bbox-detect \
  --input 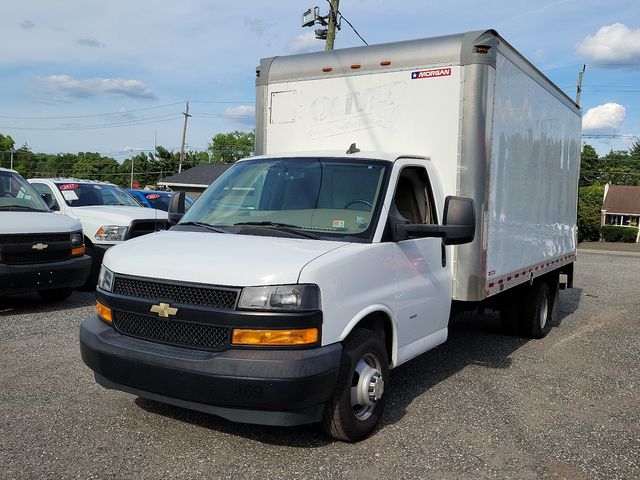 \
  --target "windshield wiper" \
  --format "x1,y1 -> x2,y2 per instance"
179,221 -> 228,233
0,205 -> 47,212
233,221 -> 319,239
